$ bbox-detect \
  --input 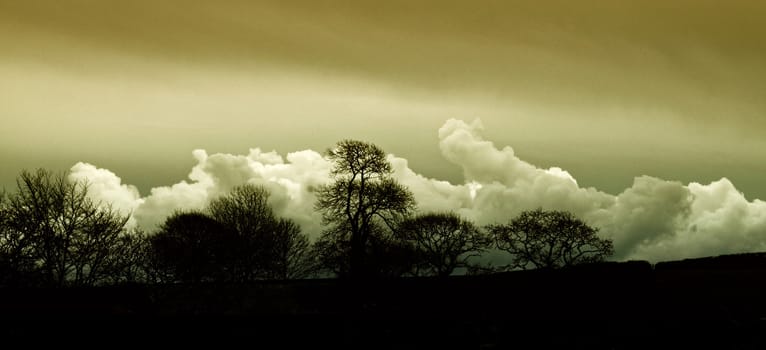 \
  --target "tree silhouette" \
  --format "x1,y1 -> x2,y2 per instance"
0,169 -> 129,287
0,191 -> 36,286
365,225 -> 420,278
397,212 -> 490,277
208,185 -> 276,280
208,184 -> 314,280
270,218 -> 314,279
311,225 -> 352,277
105,228 -> 153,284
314,140 -> 415,279
150,211 -> 242,283
313,221 -> 418,278
488,208 -> 613,270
